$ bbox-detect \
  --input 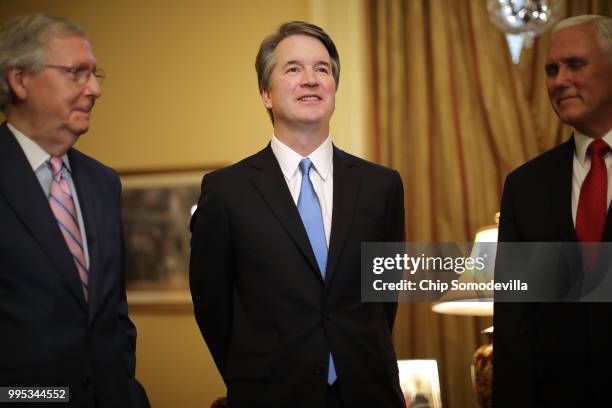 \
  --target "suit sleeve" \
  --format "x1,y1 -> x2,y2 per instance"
189,173 -> 235,380
493,174 -> 537,407
383,170 -> 405,331
115,175 -> 150,408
